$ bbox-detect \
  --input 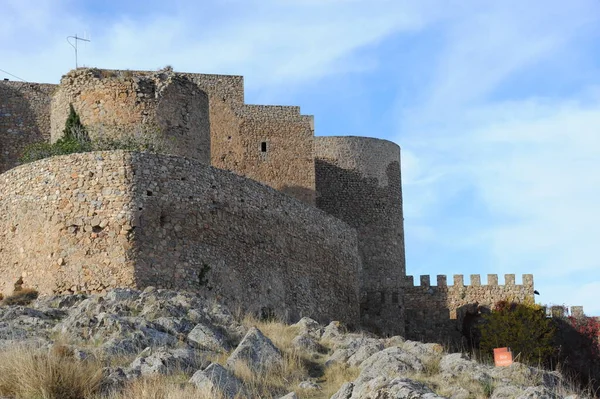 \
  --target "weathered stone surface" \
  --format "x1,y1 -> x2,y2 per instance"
189,363 -> 245,399
0,81 -> 55,174
0,151 -> 361,328
358,347 -> 424,378
51,69 -> 211,164
126,347 -> 208,378
186,323 -> 229,352
350,377 -> 444,399
326,335 -> 383,366
403,273 -> 535,343
226,327 -> 283,370
292,316 -> 323,339
331,382 -> 354,399
315,136 -> 406,336
291,333 -> 323,354
298,380 -> 320,390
